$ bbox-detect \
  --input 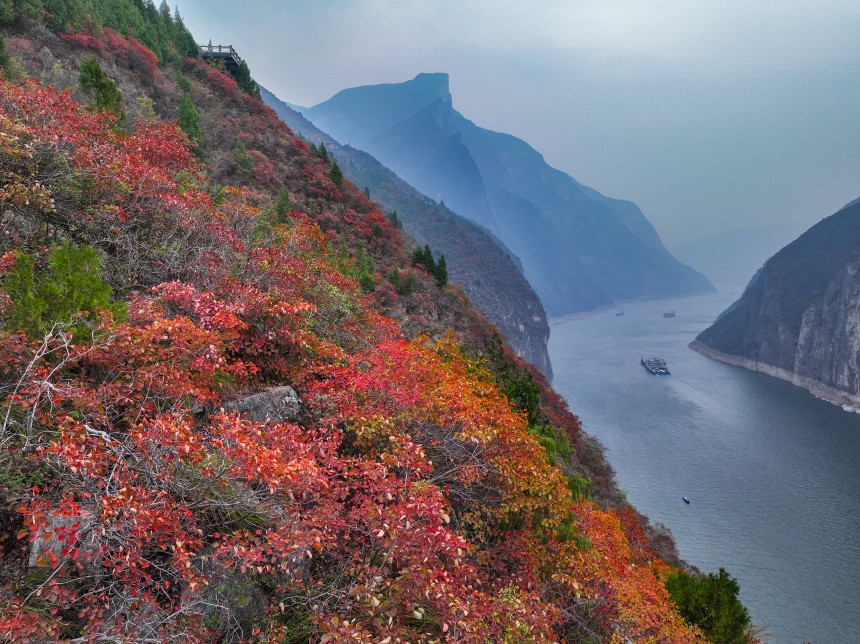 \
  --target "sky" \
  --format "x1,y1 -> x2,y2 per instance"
177,0 -> 860,247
